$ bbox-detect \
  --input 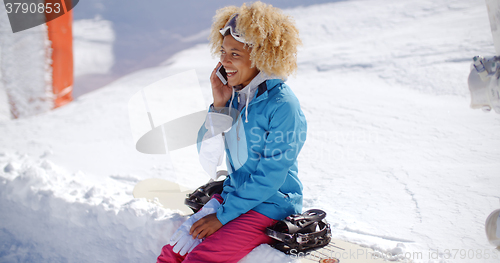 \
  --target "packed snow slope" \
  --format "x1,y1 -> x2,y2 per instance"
70,0 -> 339,97
1,0 -> 500,262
